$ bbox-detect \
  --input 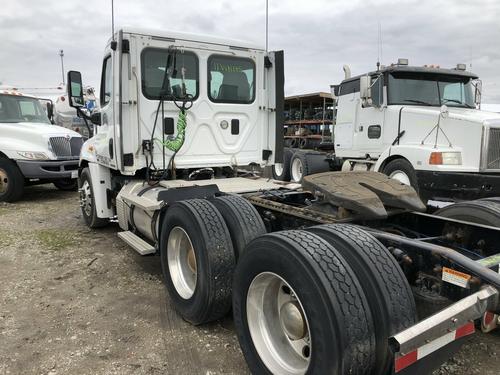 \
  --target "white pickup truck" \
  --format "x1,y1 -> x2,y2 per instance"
0,90 -> 83,202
